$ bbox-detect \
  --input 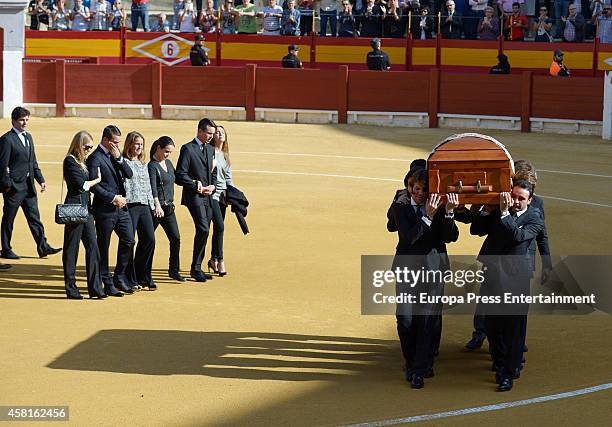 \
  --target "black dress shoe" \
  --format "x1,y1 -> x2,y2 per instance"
104,286 -> 124,297
0,263 -> 12,270
114,281 -> 134,294
169,271 -> 186,282
190,271 -> 211,282
465,336 -> 485,350
146,283 -> 158,291
512,368 -> 521,380
410,376 -> 424,389
1,250 -> 20,260
497,377 -> 513,392
39,247 -> 62,258
67,294 -> 84,300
